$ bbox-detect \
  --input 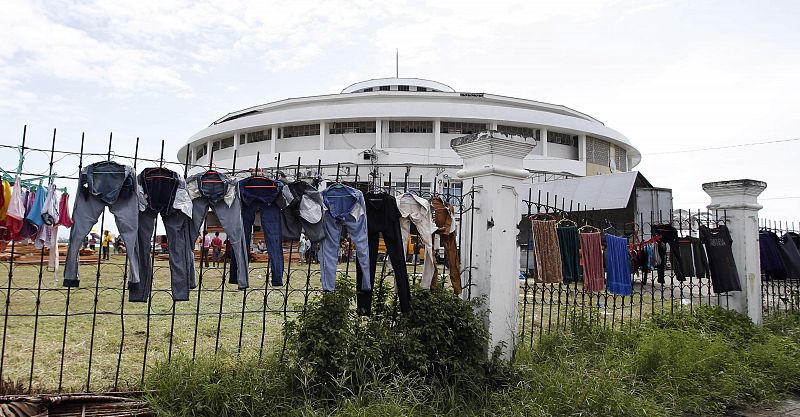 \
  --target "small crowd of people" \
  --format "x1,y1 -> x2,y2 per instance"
81,230 -> 125,261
